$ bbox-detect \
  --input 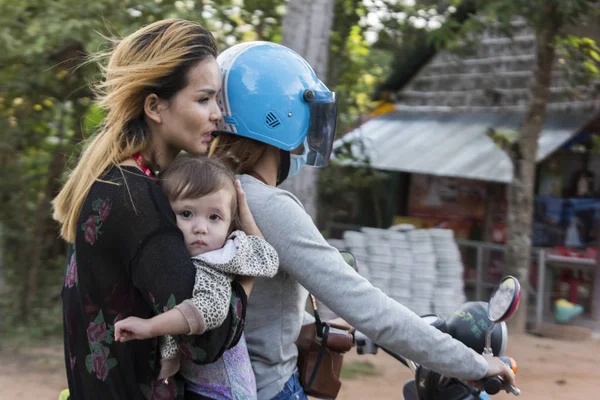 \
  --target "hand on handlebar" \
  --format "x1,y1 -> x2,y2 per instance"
483,354 -> 517,391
